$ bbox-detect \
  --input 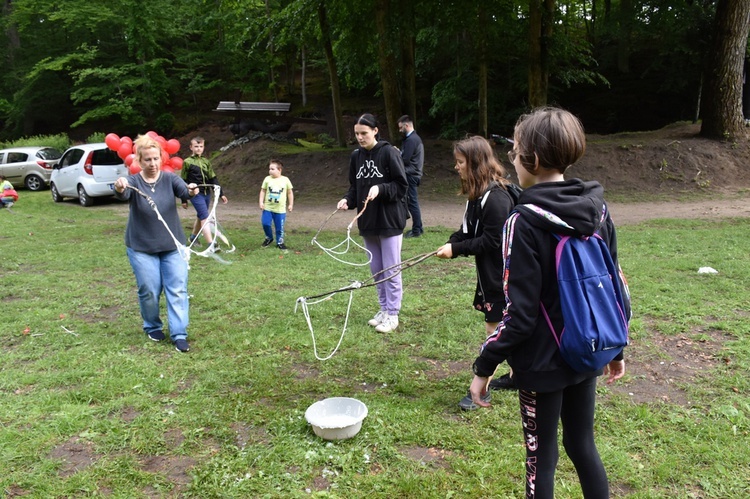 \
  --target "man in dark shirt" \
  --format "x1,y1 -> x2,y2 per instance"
397,115 -> 424,238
